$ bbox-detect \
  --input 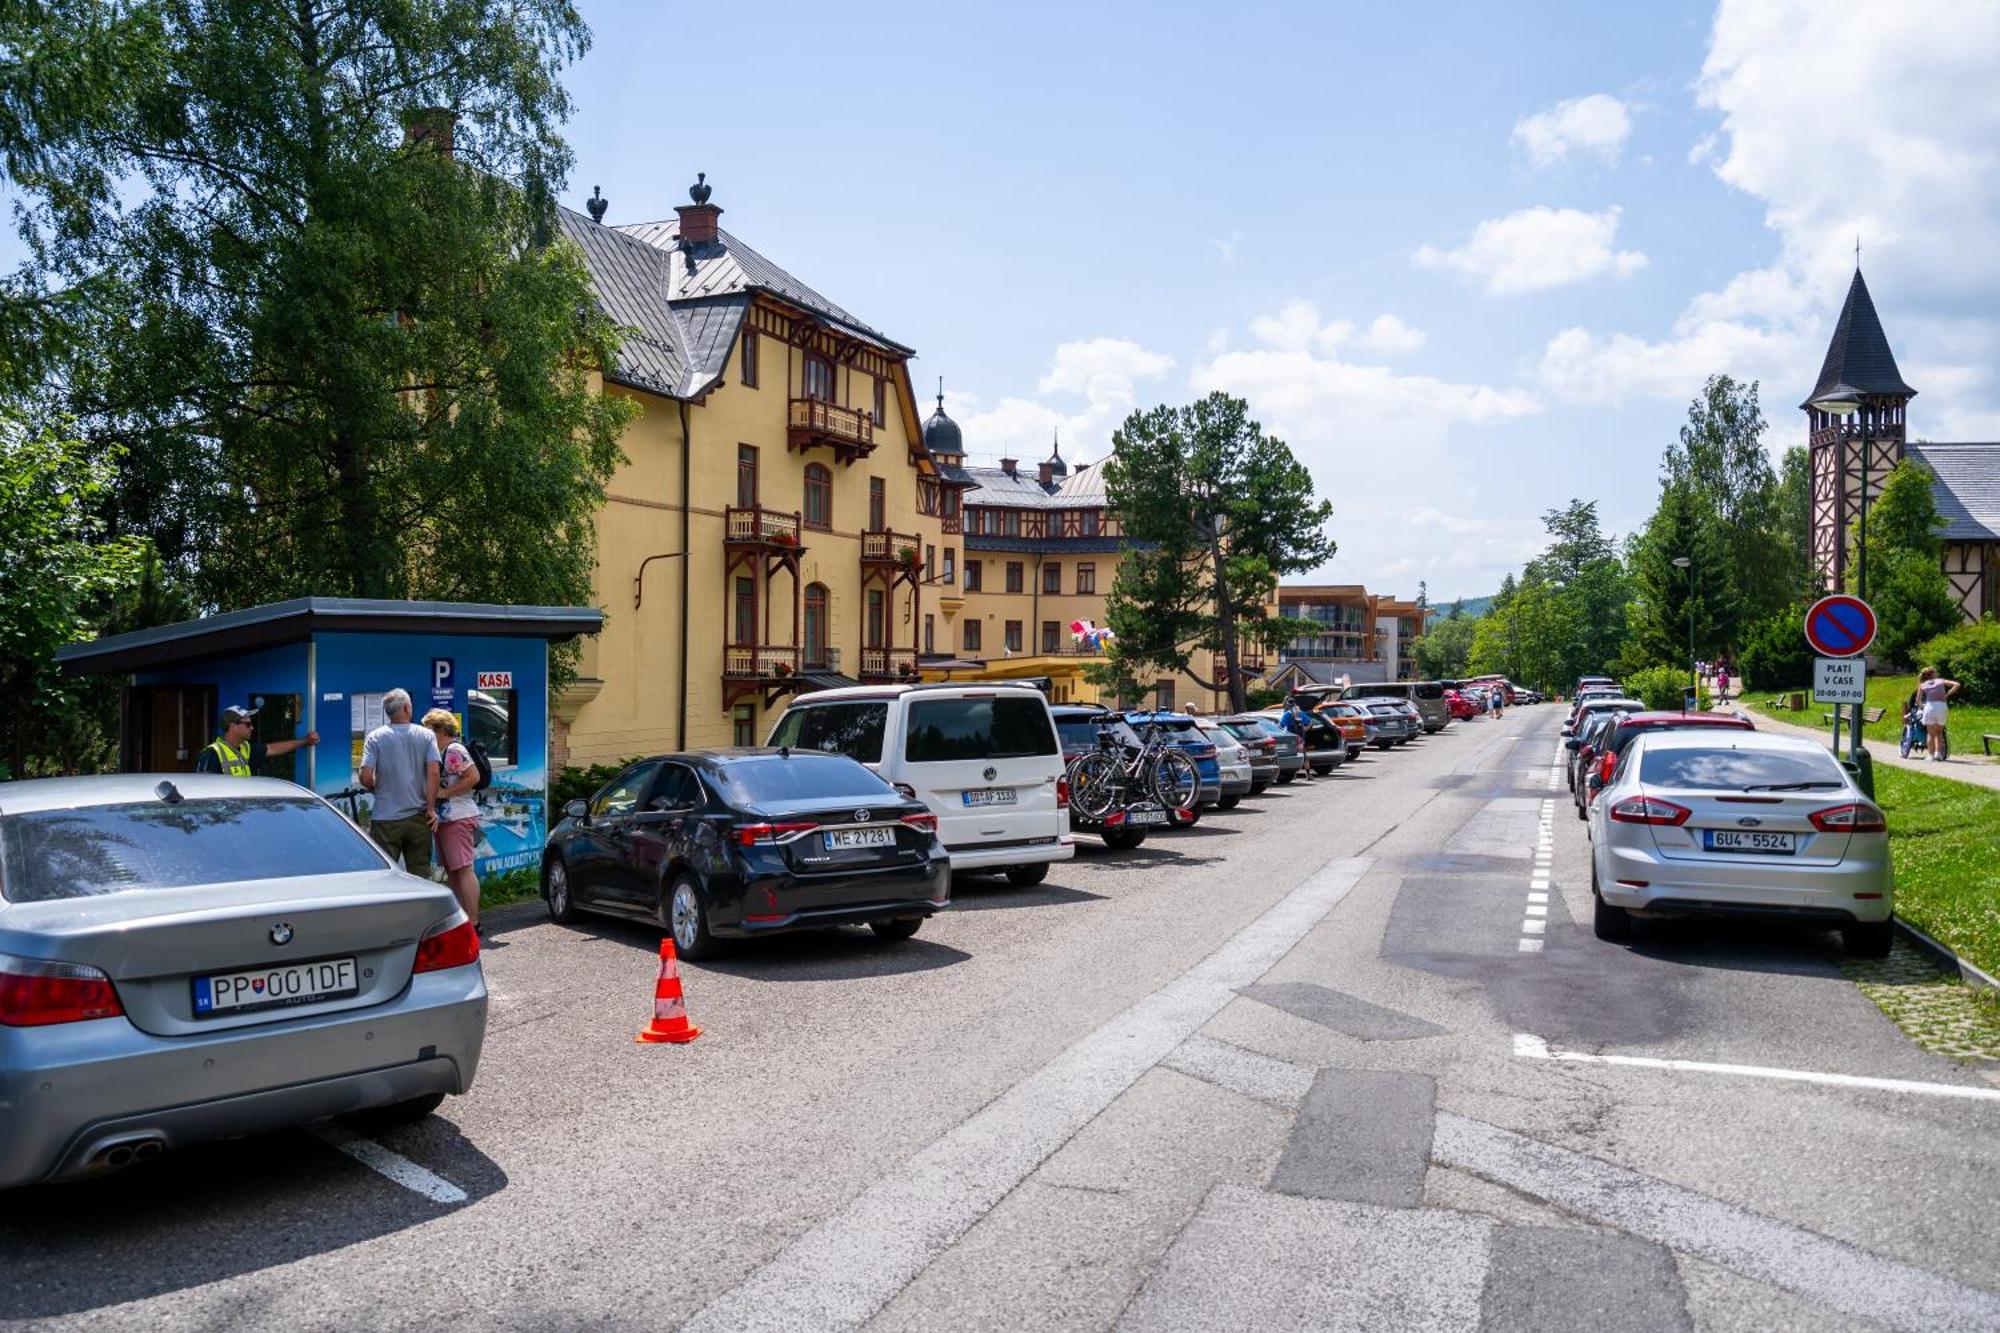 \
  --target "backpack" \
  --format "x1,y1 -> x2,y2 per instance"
465,740 -> 494,791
